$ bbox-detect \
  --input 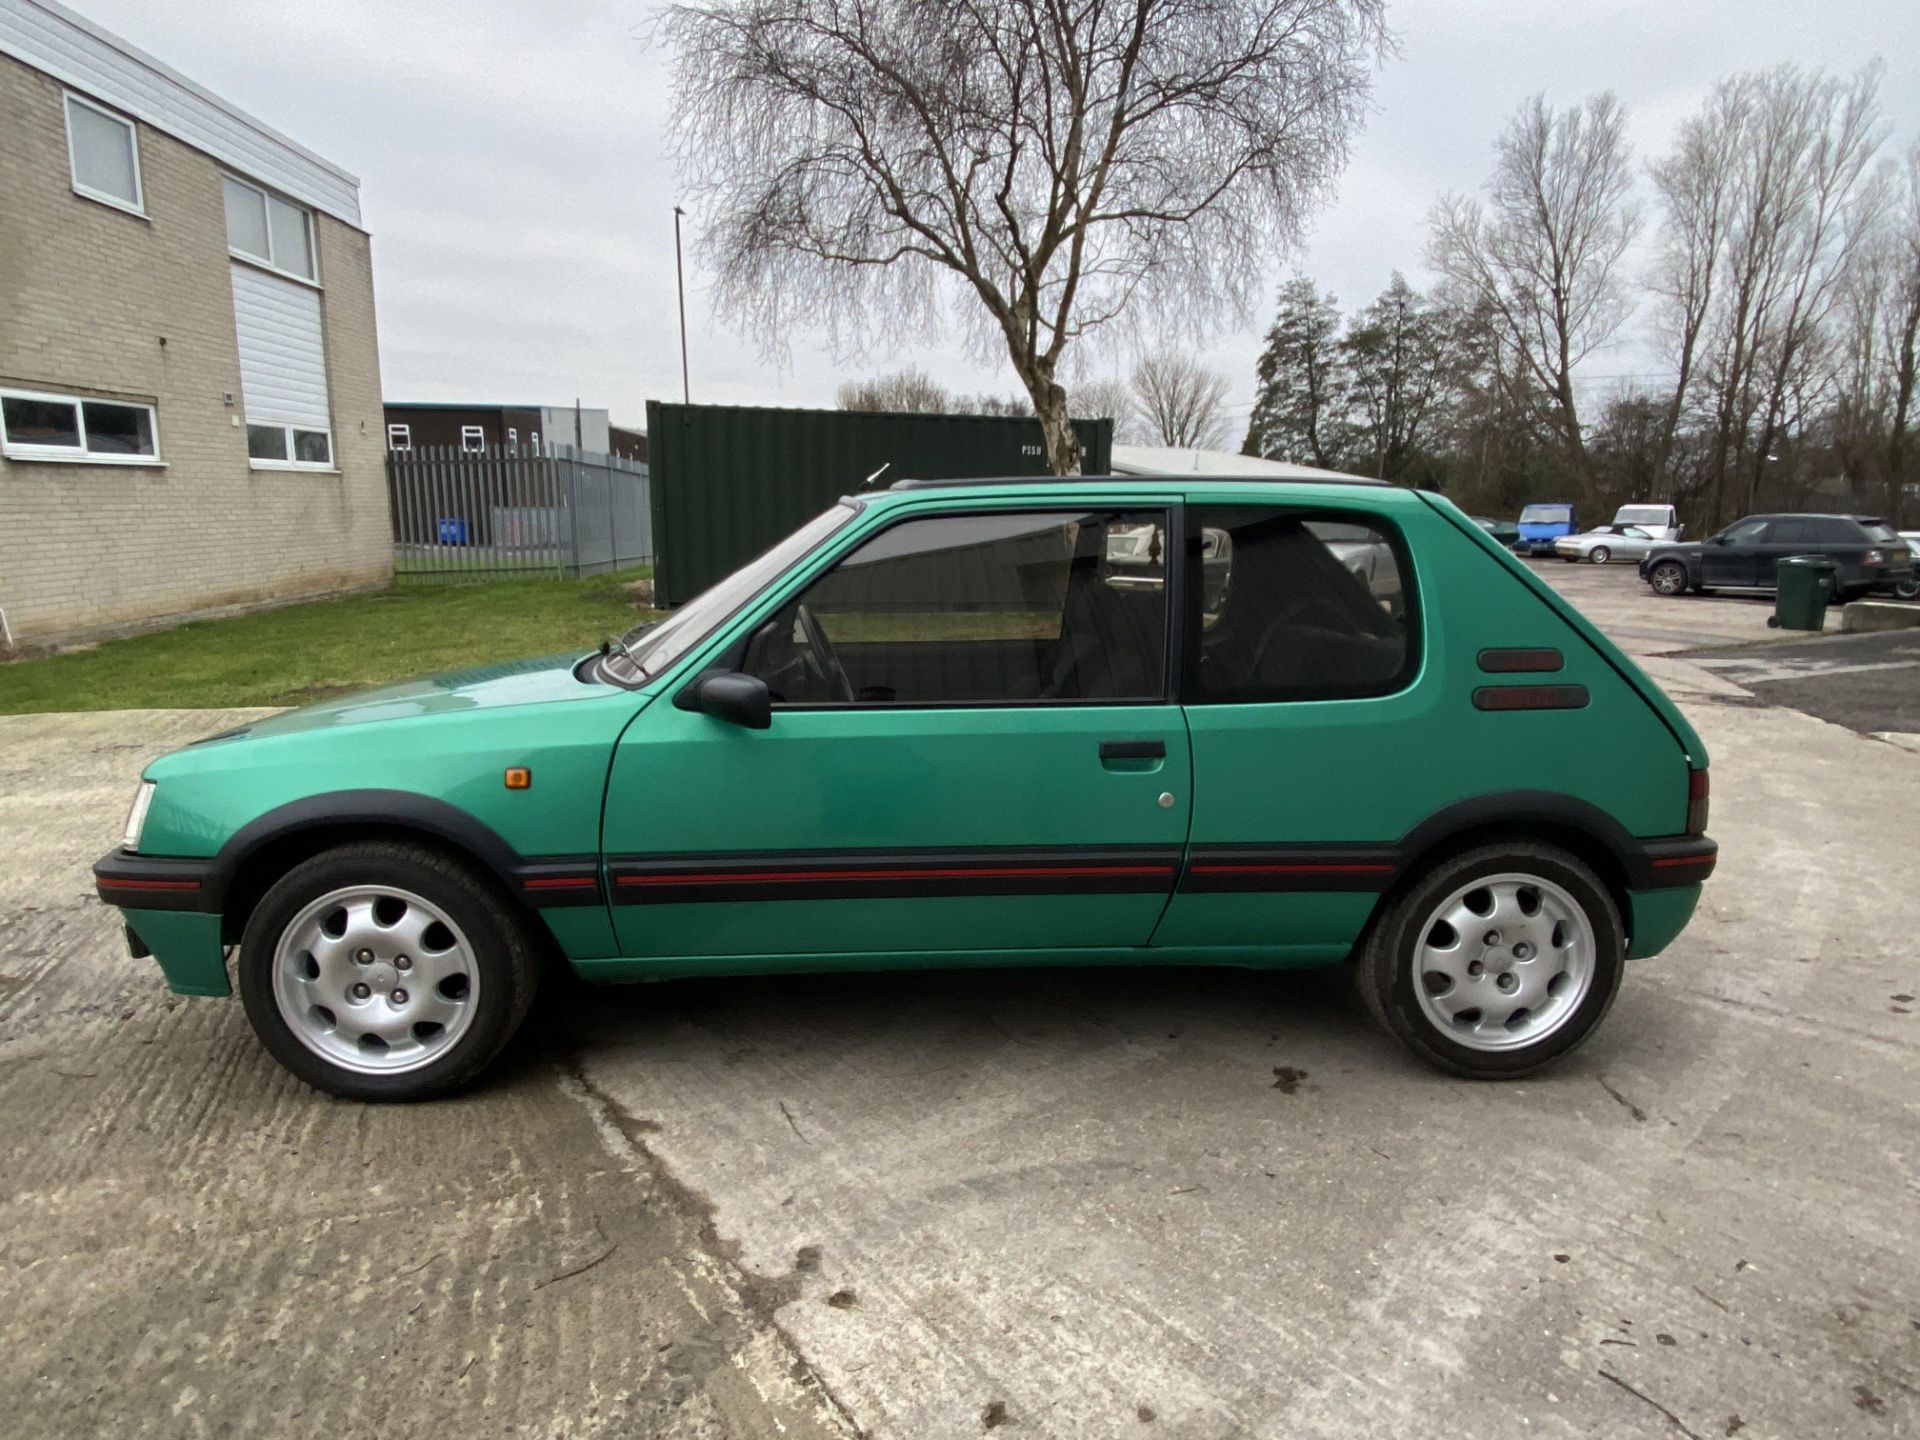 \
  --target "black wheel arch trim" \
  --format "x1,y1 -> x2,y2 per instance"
1392,791 -> 1714,891
100,791 -> 606,916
